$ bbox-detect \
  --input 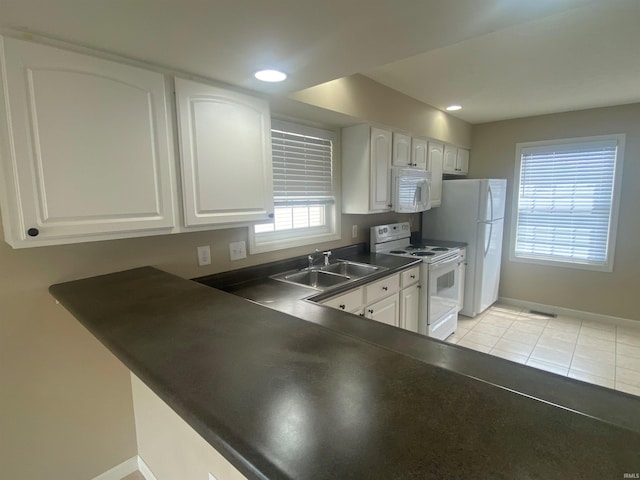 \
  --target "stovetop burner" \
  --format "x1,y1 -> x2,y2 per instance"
431,247 -> 449,251
412,251 -> 435,256
390,250 -> 407,254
